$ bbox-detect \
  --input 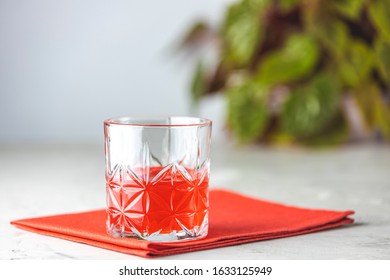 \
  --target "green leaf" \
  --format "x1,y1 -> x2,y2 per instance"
301,114 -> 348,147
374,96 -> 390,142
309,20 -> 348,58
191,61 -> 206,103
375,39 -> 390,85
279,0 -> 301,12
227,79 -> 269,142
354,83 -> 376,128
179,21 -> 210,47
256,34 -> 319,86
245,0 -> 270,9
369,0 -> 390,42
330,0 -> 364,19
337,40 -> 373,86
354,84 -> 390,142
222,0 -> 270,66
281,73 -> 341,138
